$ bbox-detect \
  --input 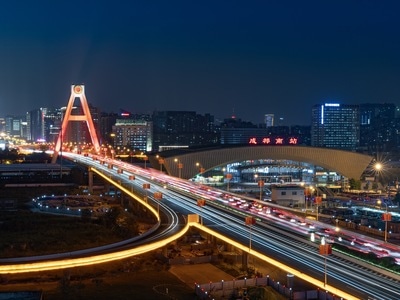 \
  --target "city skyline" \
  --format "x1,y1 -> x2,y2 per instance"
1,1 -> 400,125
